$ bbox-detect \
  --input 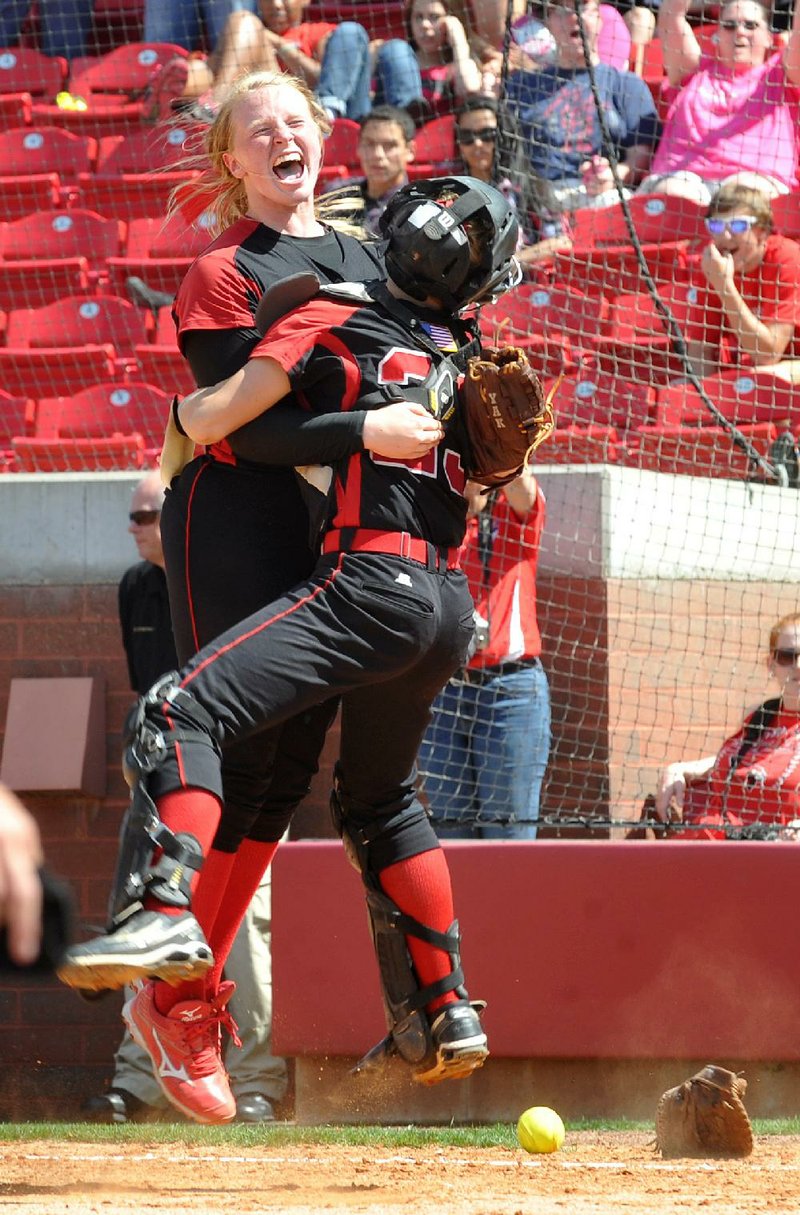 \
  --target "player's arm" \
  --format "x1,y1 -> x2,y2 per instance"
784,0 -> 800,89
658,0 -> 701,86
177,358 -> 291,445
502,467 -> 539,519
